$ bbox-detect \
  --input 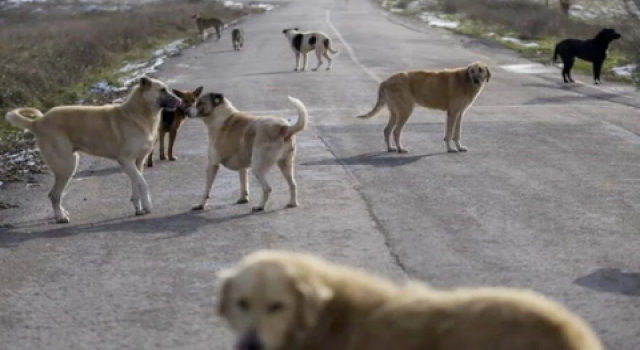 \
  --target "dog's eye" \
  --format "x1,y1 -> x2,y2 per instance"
266,302 -> 284,314
478,68 -> 483,73
236,298 -> 250,311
